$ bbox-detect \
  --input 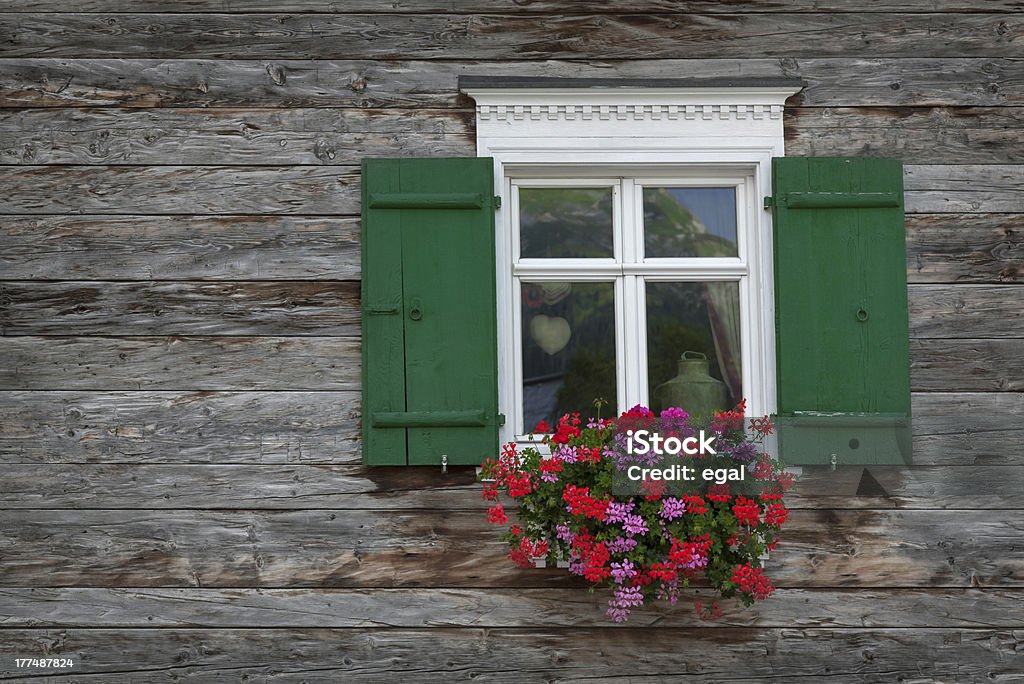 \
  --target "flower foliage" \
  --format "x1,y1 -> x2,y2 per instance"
479,403 -> 792,622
